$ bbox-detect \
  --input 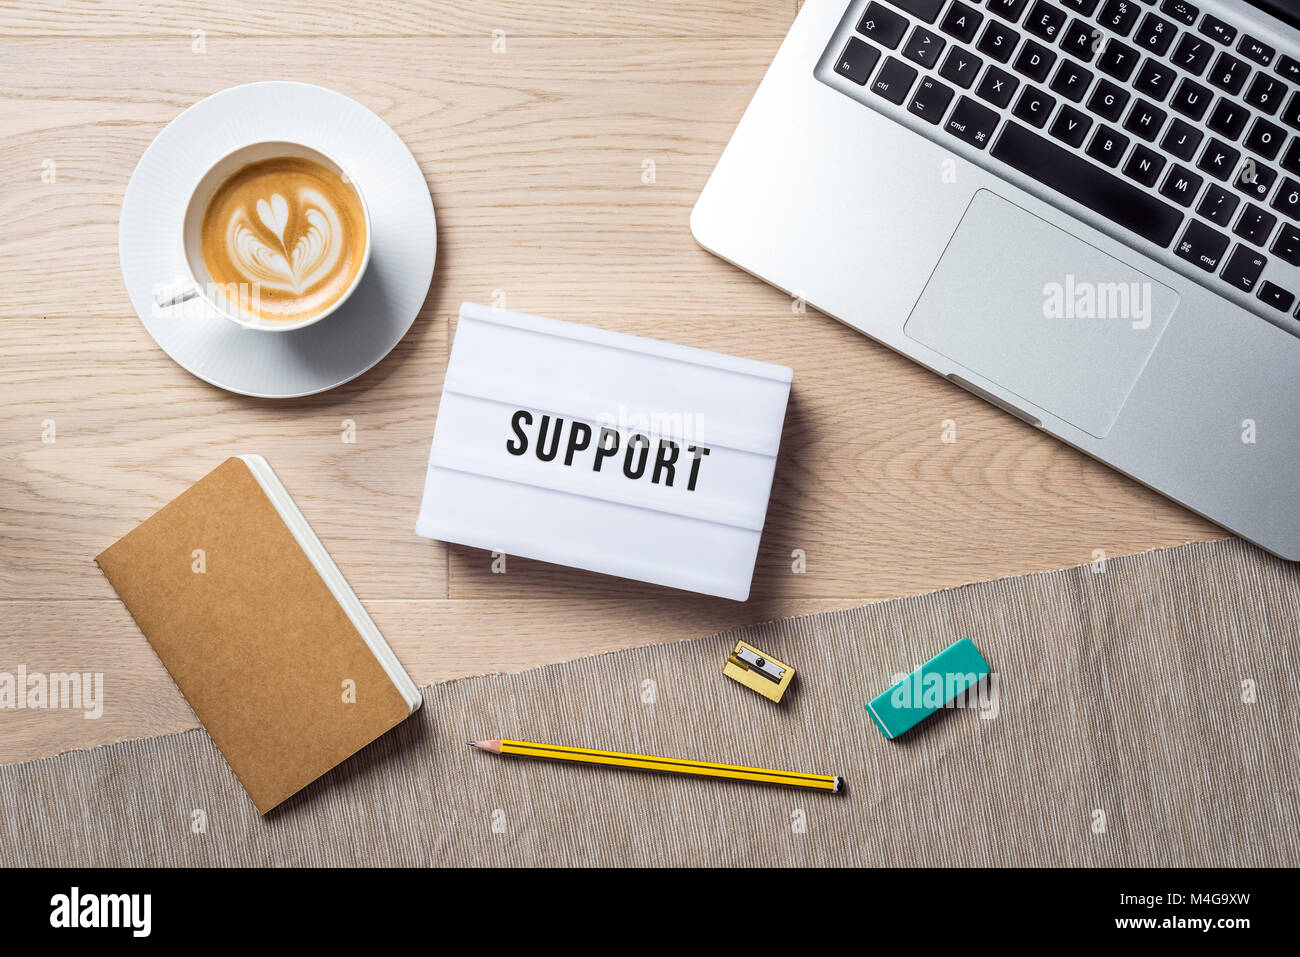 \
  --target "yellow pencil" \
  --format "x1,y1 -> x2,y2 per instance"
469,738 -> 843,793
